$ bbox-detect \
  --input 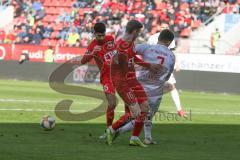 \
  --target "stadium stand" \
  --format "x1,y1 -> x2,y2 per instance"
0,0 -> 239,48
